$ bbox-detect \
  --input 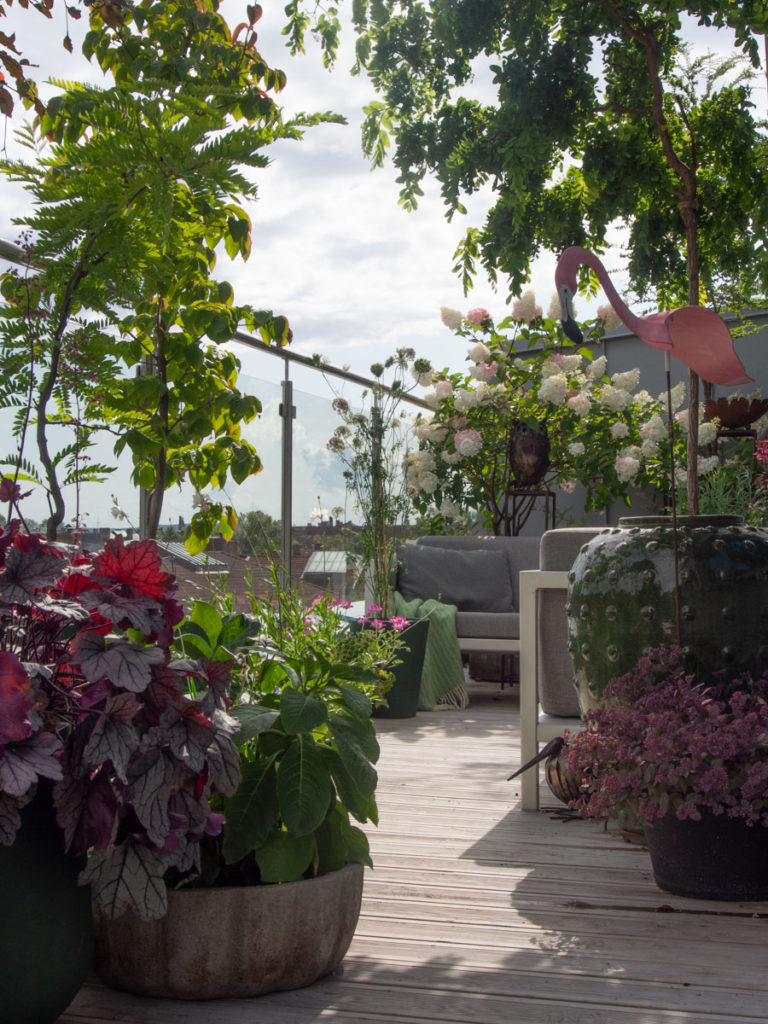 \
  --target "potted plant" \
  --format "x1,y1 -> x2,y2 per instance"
0,516 -> 238,1022
564,645 -> 768,900
92,568 -> 403,998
